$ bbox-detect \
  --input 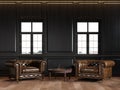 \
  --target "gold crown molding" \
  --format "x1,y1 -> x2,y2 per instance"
0,1 -> 120,5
